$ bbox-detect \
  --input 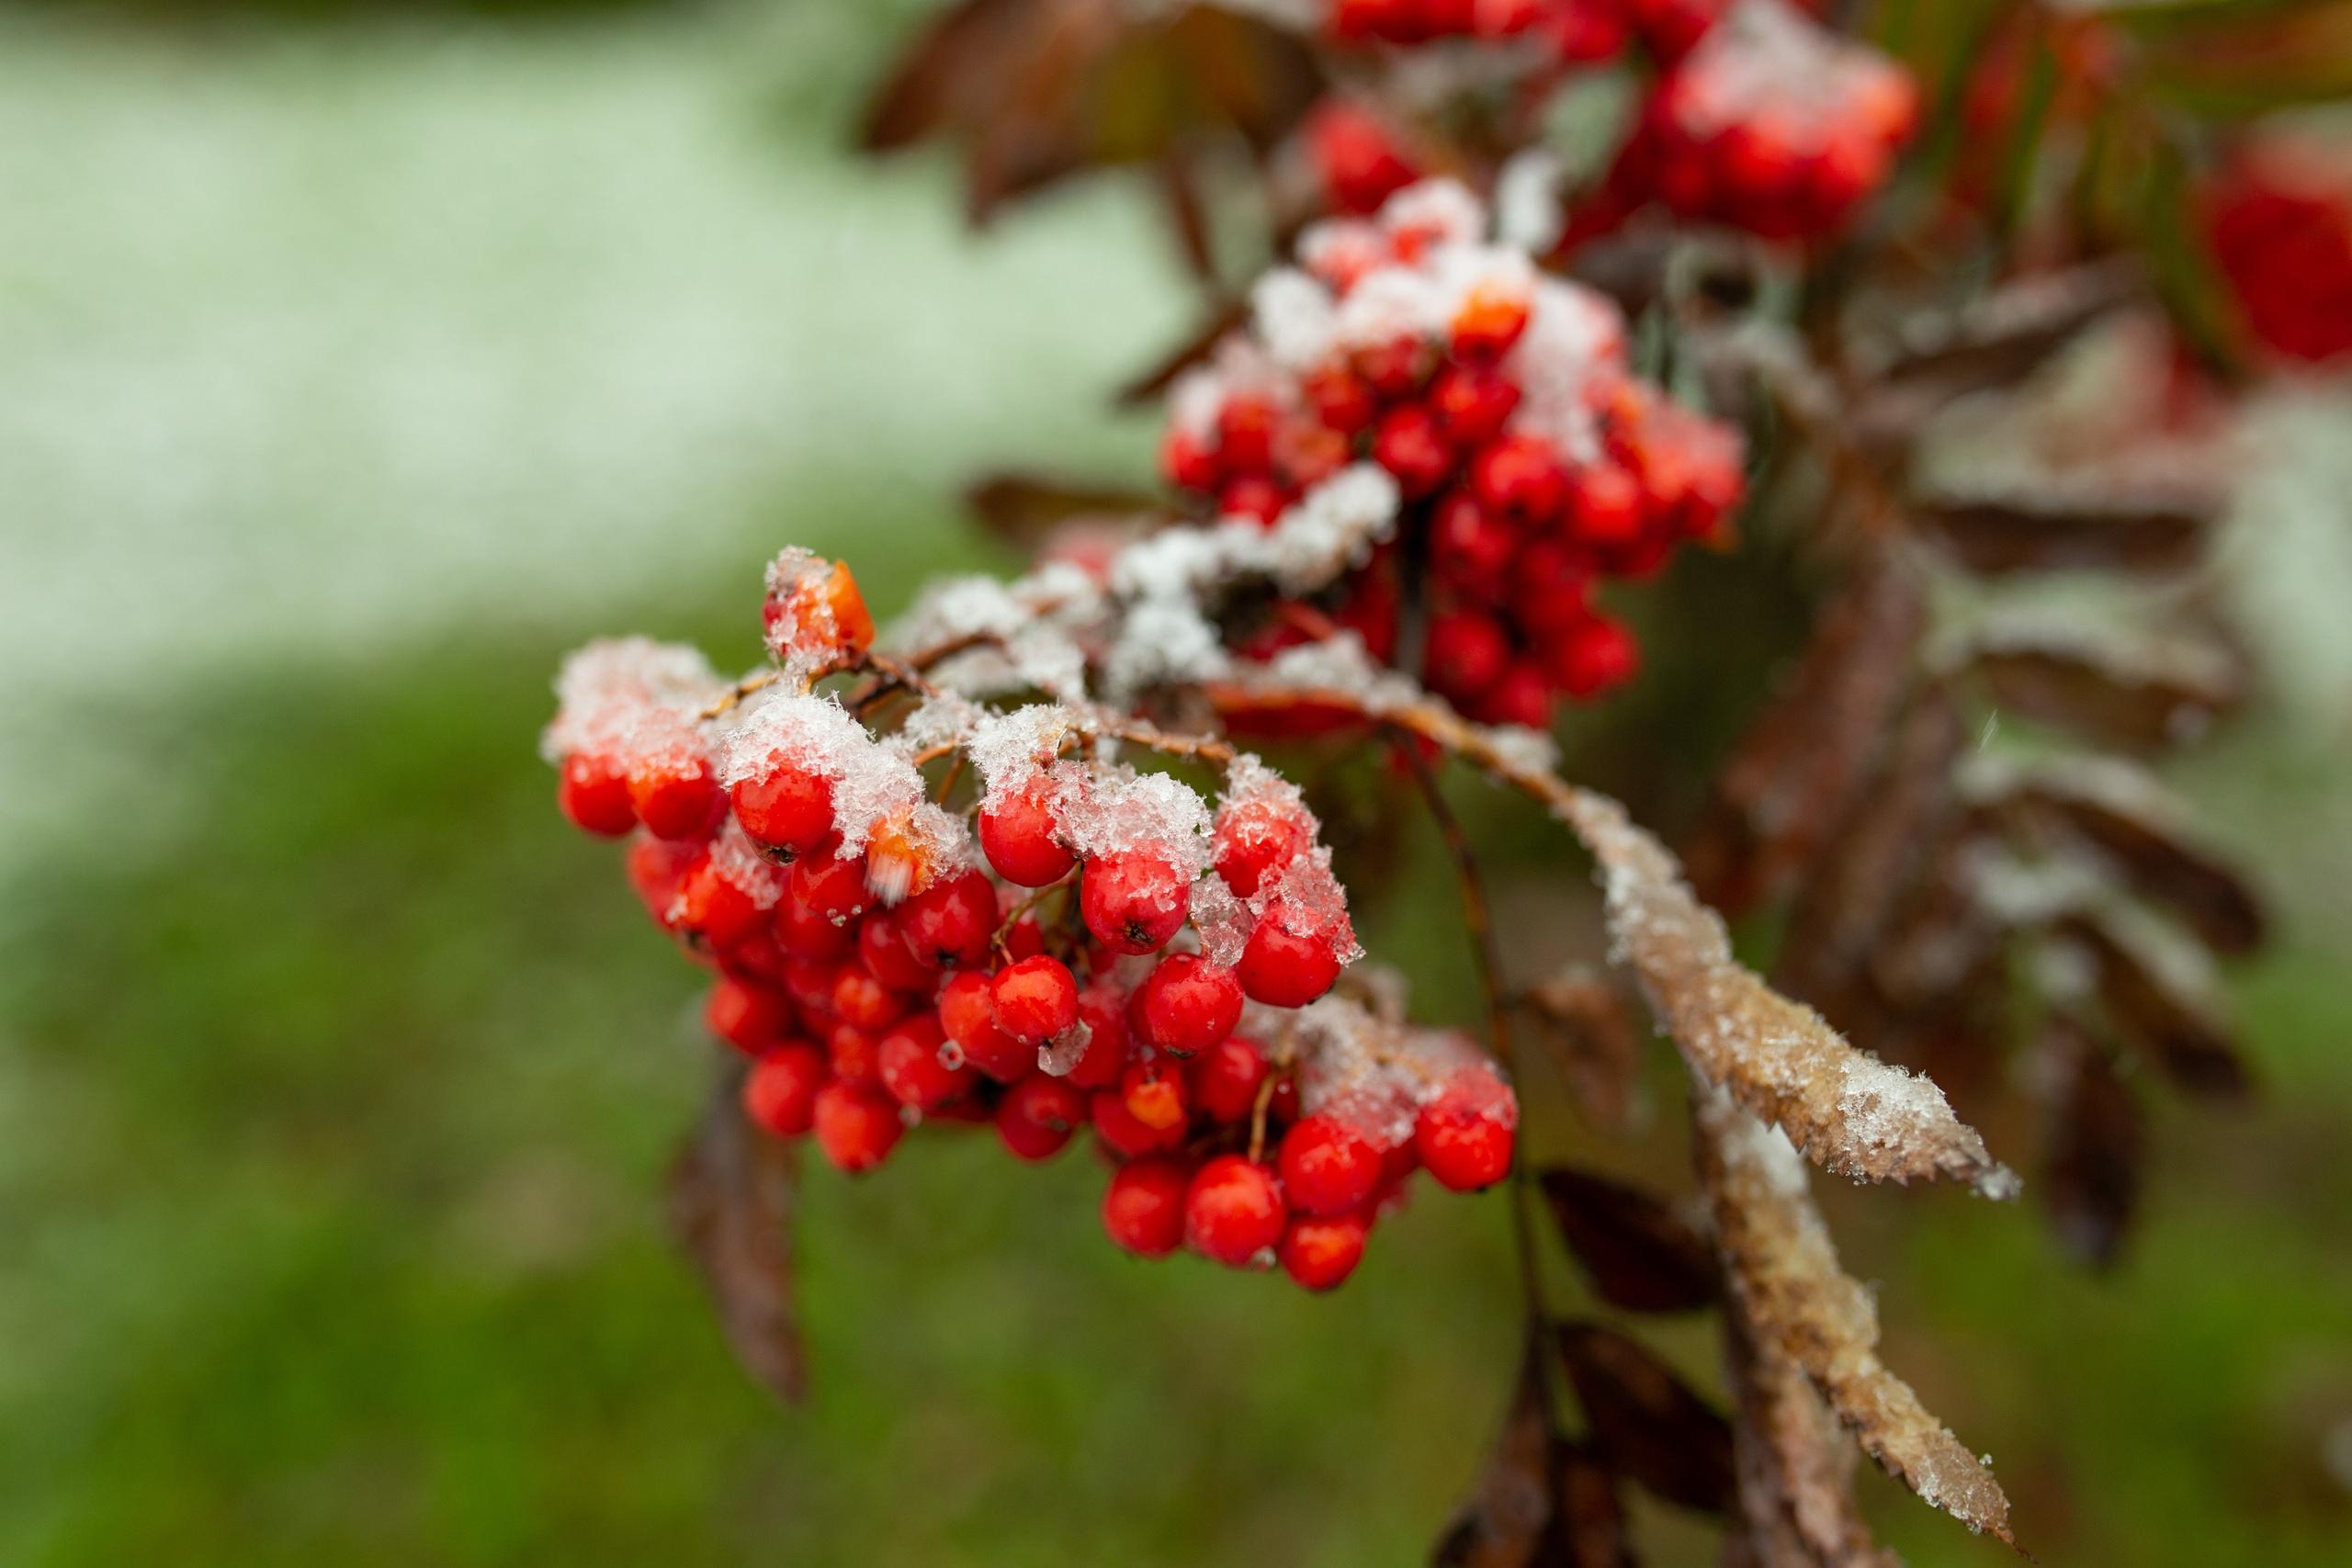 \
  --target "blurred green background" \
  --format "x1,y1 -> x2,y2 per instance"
5,3 -> 2350,1564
